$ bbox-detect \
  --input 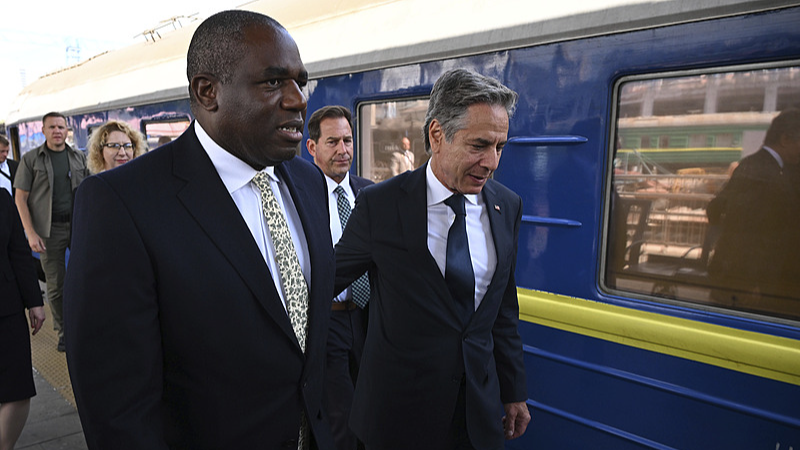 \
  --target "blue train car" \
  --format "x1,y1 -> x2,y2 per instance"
5,1 -> 799,448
